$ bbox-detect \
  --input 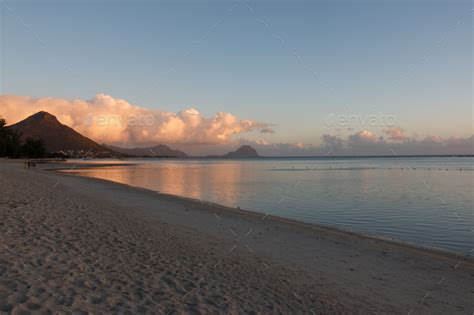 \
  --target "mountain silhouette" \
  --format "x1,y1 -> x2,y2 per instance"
218,145 -> 260,158
104,144 -> 188,158
8,111 -> 112,154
